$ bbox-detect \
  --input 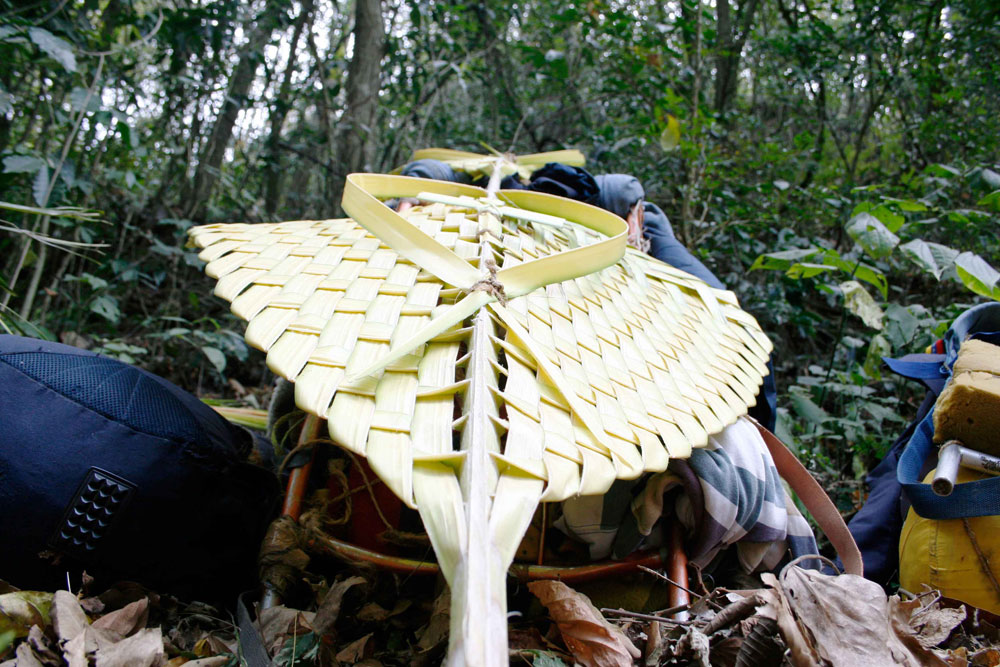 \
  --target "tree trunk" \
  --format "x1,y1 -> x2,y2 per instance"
263,0 -> 314,218
329,0 -> 384,216
183,11 -> 278,220
713,0 -> 761,113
